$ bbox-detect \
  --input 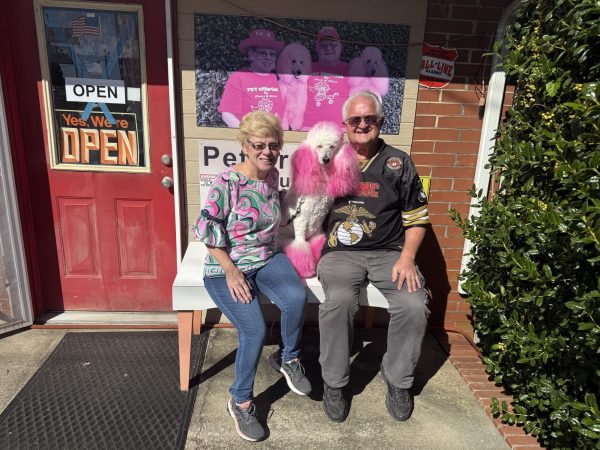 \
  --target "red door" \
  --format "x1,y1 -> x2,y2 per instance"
4,0 -> 176,312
